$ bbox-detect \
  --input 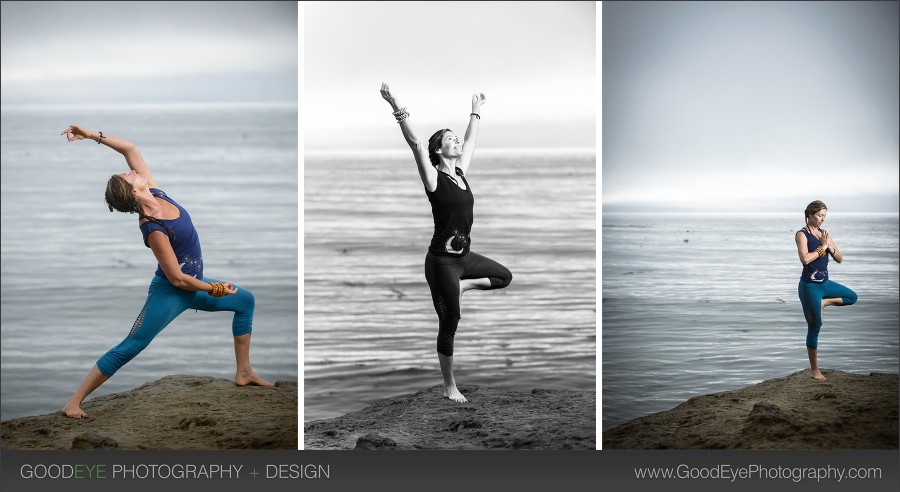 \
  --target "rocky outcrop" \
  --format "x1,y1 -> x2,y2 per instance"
604,370 -> 898,449
1,375 -> 297,450
305,384 -> 595,450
